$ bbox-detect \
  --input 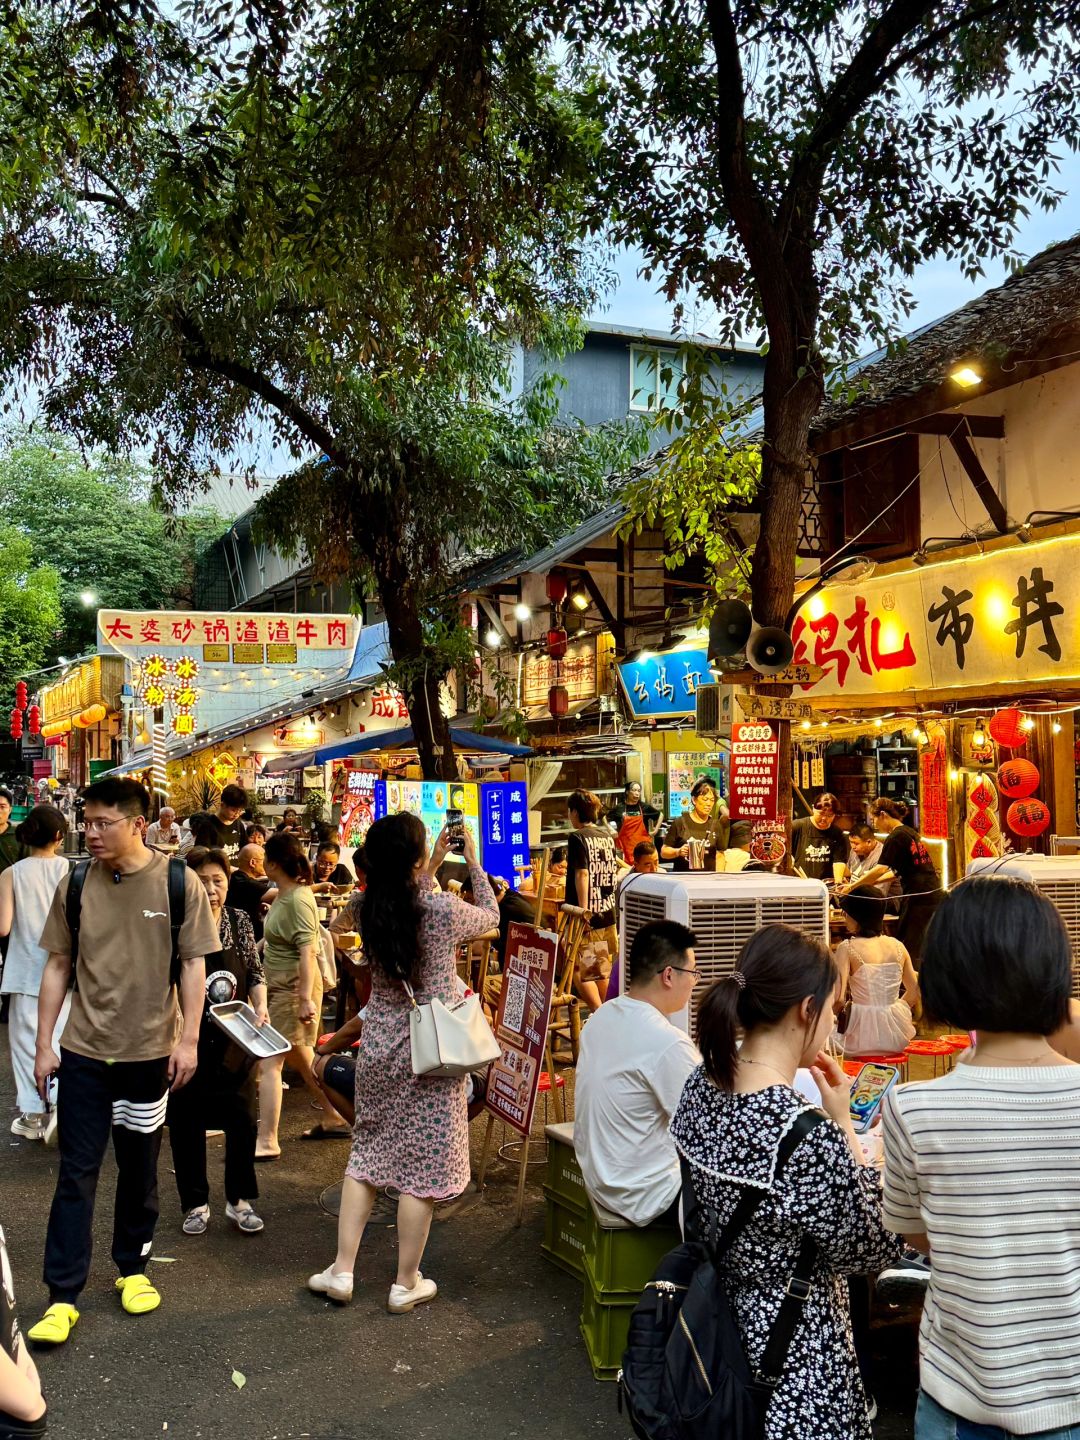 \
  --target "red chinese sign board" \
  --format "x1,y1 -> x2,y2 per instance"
483,923 -> 559,1138
729,721 -> 781,823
